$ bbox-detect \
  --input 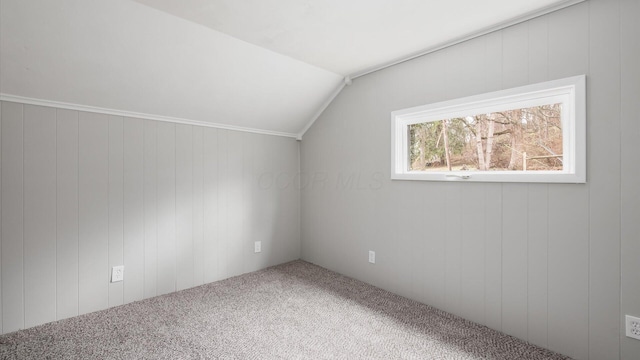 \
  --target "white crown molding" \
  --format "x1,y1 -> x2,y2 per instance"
0,93 -> 298,139
297,0 -> 587,140
349,0 -> 587,79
